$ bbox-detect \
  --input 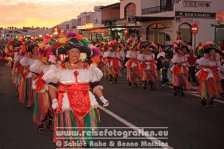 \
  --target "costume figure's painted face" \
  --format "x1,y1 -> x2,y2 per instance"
68,48 -> 80,61
209,49 -> 216,57
143,46 -> 153,54
32,46 -> 39,56
177,49 -> 184,55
